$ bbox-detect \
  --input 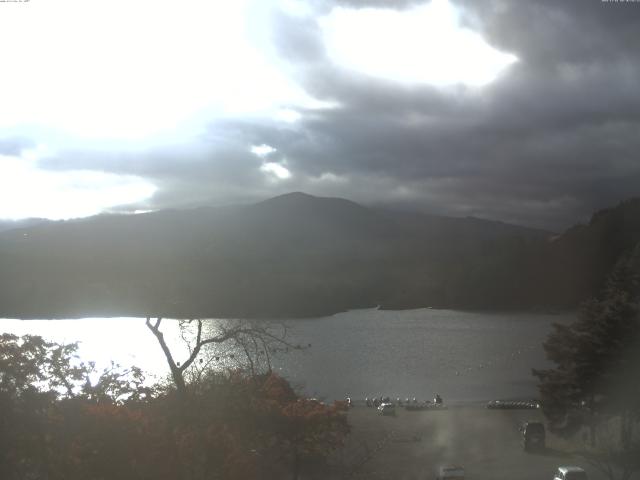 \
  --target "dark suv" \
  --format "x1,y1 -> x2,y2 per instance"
520,421 -> 545,451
